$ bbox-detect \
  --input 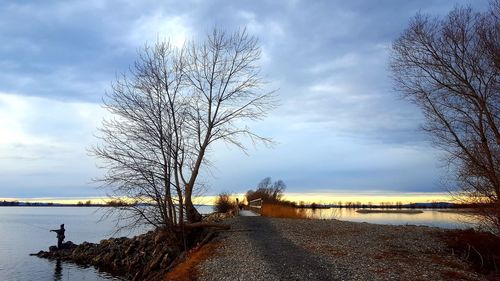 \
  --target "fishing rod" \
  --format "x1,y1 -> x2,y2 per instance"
19,221 -> 51,231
